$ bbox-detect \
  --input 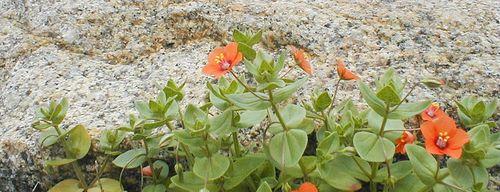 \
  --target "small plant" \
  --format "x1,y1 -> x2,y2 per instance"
33,29 -> 499,192
33,99 -> 124,191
